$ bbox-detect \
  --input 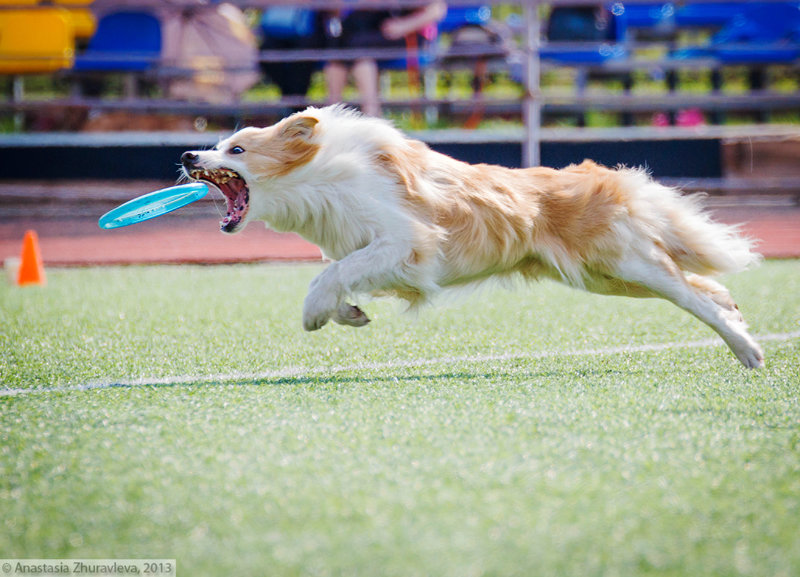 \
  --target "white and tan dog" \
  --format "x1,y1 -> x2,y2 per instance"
181,105 -> 763,368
